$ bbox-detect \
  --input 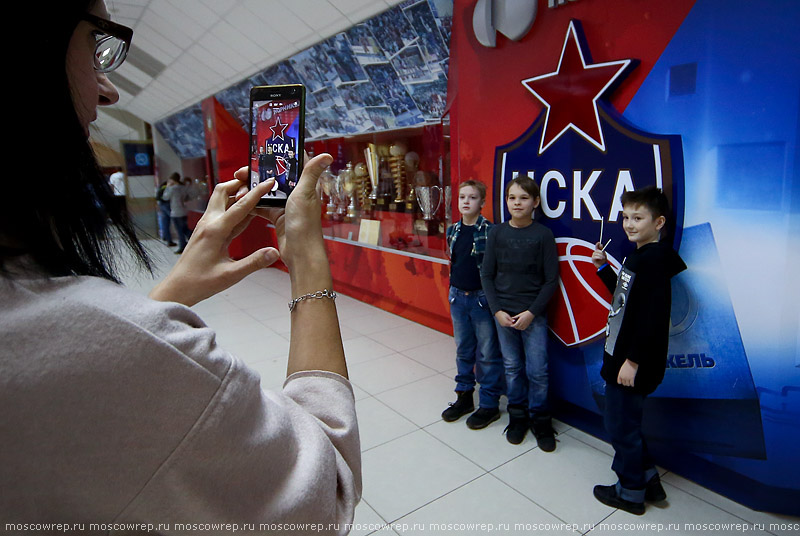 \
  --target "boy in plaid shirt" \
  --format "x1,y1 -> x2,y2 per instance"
441,181 -> 505,429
